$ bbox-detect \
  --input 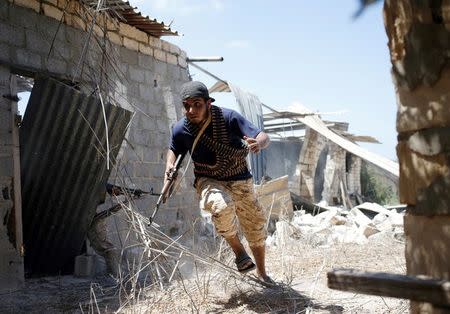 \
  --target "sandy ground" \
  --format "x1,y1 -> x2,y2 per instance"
0,234 -> 407,313
138,238 -> 407,314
